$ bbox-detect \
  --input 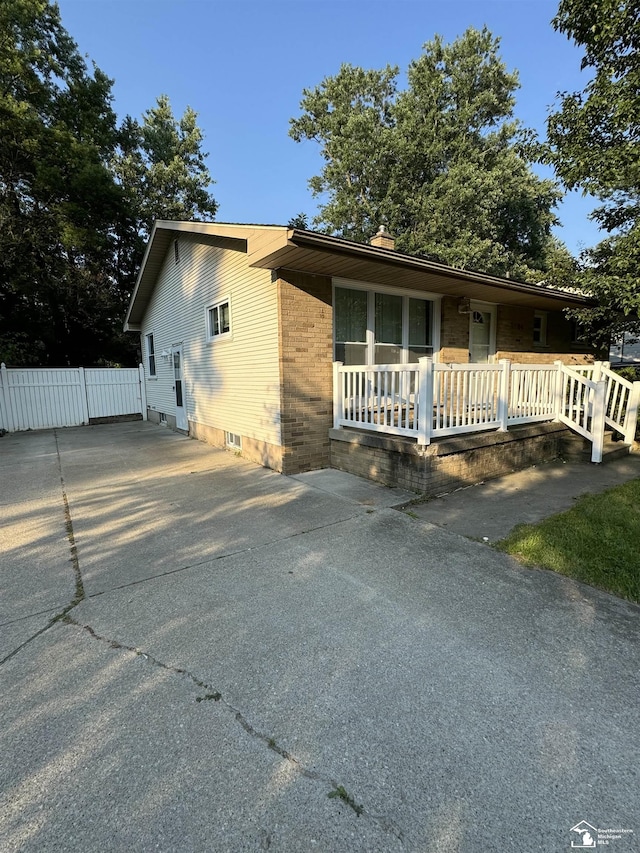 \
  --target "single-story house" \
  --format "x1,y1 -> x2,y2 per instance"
125,221 -> 623,489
